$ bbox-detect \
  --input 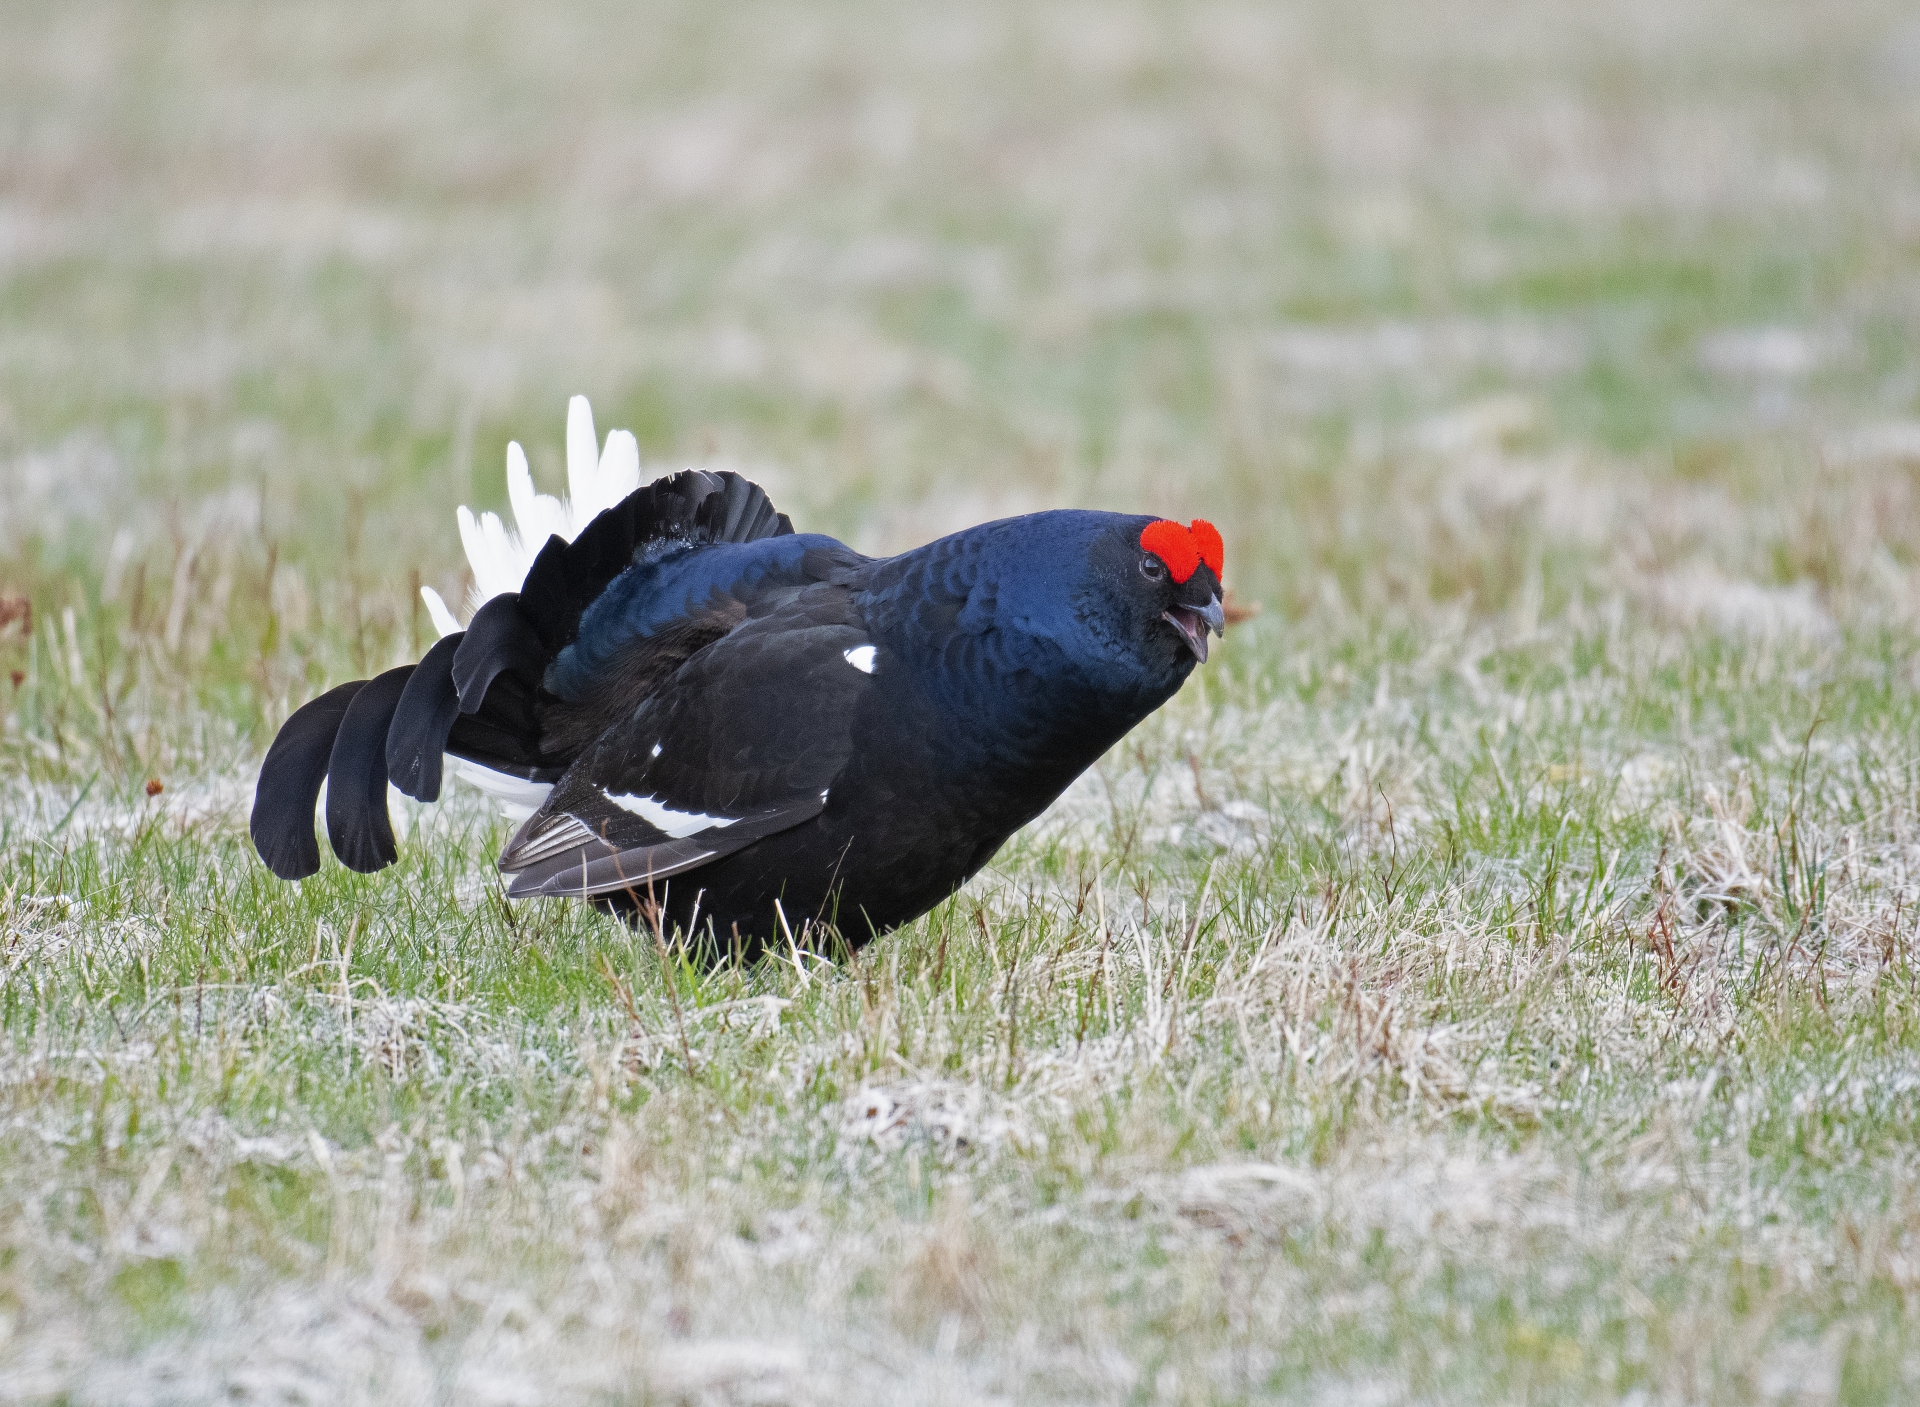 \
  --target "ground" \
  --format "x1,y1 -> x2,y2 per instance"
4,0 -> 1920,1401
